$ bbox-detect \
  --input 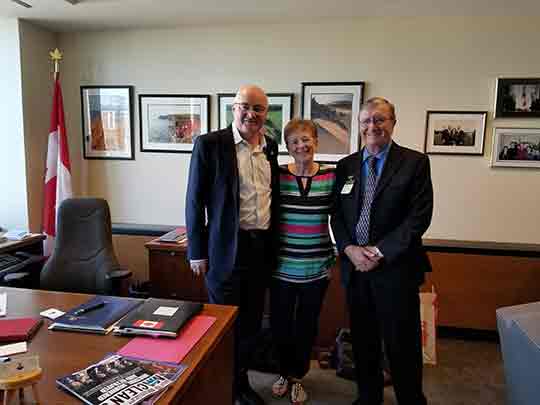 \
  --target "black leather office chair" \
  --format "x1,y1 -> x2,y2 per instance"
39,198 -> 131,295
